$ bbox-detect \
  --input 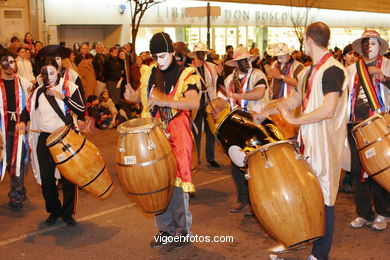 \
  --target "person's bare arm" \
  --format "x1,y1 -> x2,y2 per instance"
148,89 -> 199,111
